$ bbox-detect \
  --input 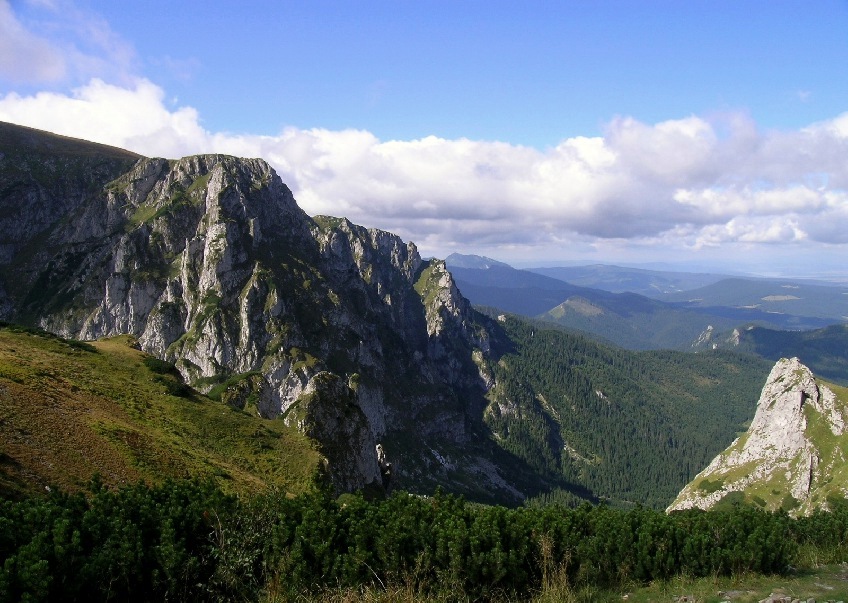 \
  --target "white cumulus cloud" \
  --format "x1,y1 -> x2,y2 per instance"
1,78 -> 847,265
